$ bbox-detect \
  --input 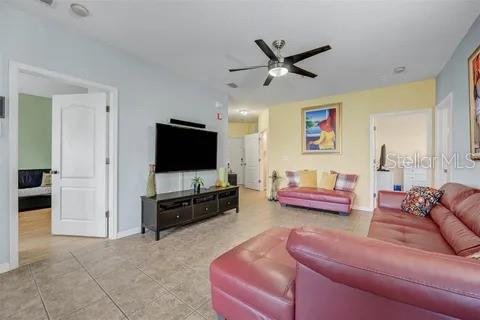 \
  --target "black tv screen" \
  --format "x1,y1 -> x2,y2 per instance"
155,123 -> 217,173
